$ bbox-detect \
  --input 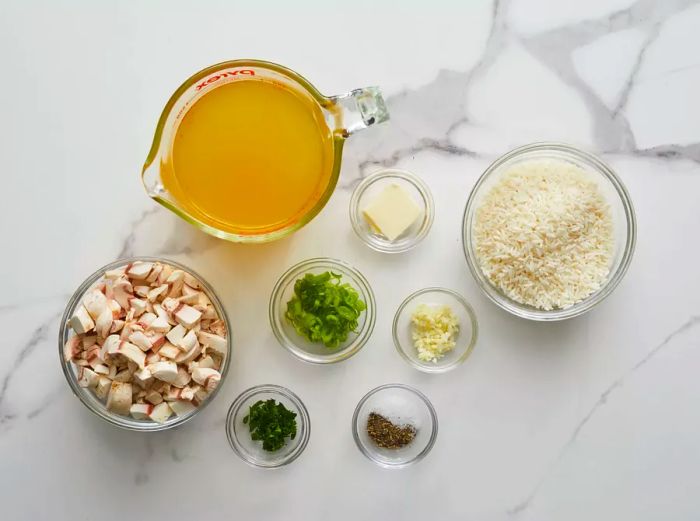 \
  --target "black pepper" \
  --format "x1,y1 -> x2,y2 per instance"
366,412 -> 416,449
